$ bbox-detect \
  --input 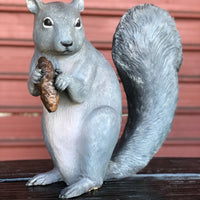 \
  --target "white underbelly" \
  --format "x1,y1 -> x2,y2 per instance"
42,96 -> 84,184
